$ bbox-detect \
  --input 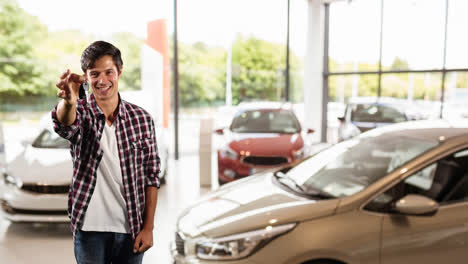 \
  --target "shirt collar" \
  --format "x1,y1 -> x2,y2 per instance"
88,93 -> 127,120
